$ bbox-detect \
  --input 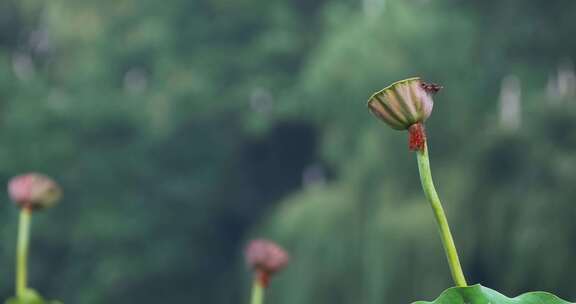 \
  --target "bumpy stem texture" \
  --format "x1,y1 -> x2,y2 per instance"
250,279 -> 265,304
16,208 -> 32,297
416,143 -> 467,287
